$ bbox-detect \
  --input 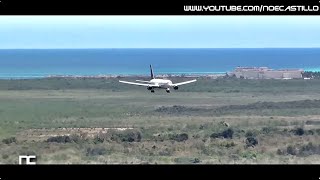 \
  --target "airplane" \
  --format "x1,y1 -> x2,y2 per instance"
119,65 -> 197,93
